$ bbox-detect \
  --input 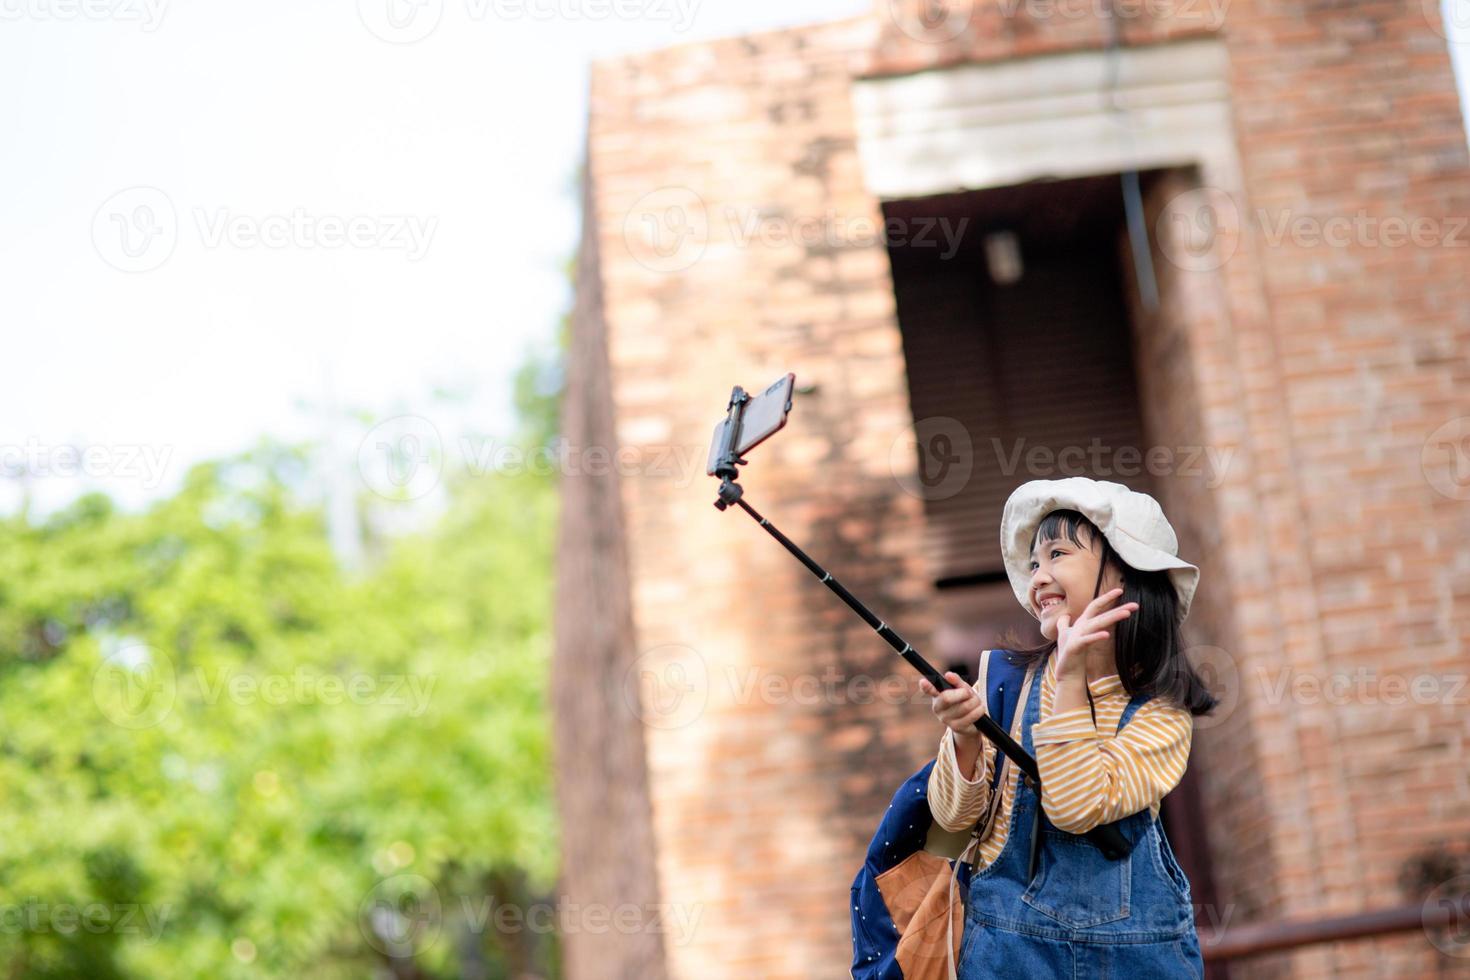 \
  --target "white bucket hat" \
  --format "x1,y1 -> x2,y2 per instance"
1000,477 -> 1200,623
